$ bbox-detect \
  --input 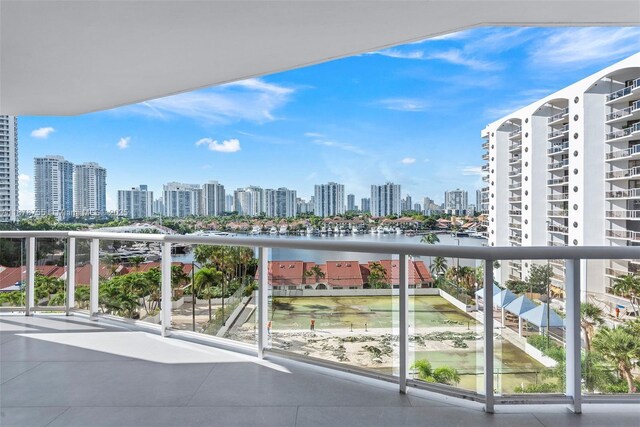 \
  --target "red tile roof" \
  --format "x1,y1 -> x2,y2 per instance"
324,261 -> 363,287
